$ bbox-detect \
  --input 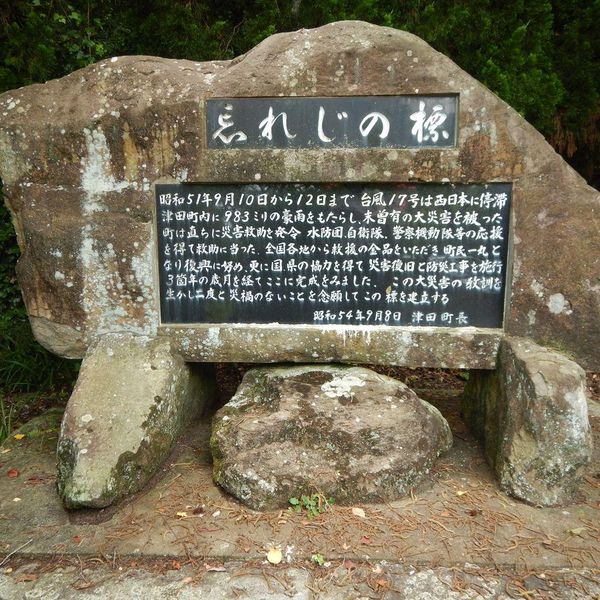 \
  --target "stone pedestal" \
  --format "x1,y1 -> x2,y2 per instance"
57,334 -> 215,508
462,337 -> 593,506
